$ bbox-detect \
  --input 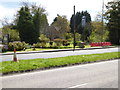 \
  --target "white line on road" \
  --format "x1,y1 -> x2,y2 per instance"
62,83 -> 88,90
68,83 -> 88,88
1,59 -> 118,79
